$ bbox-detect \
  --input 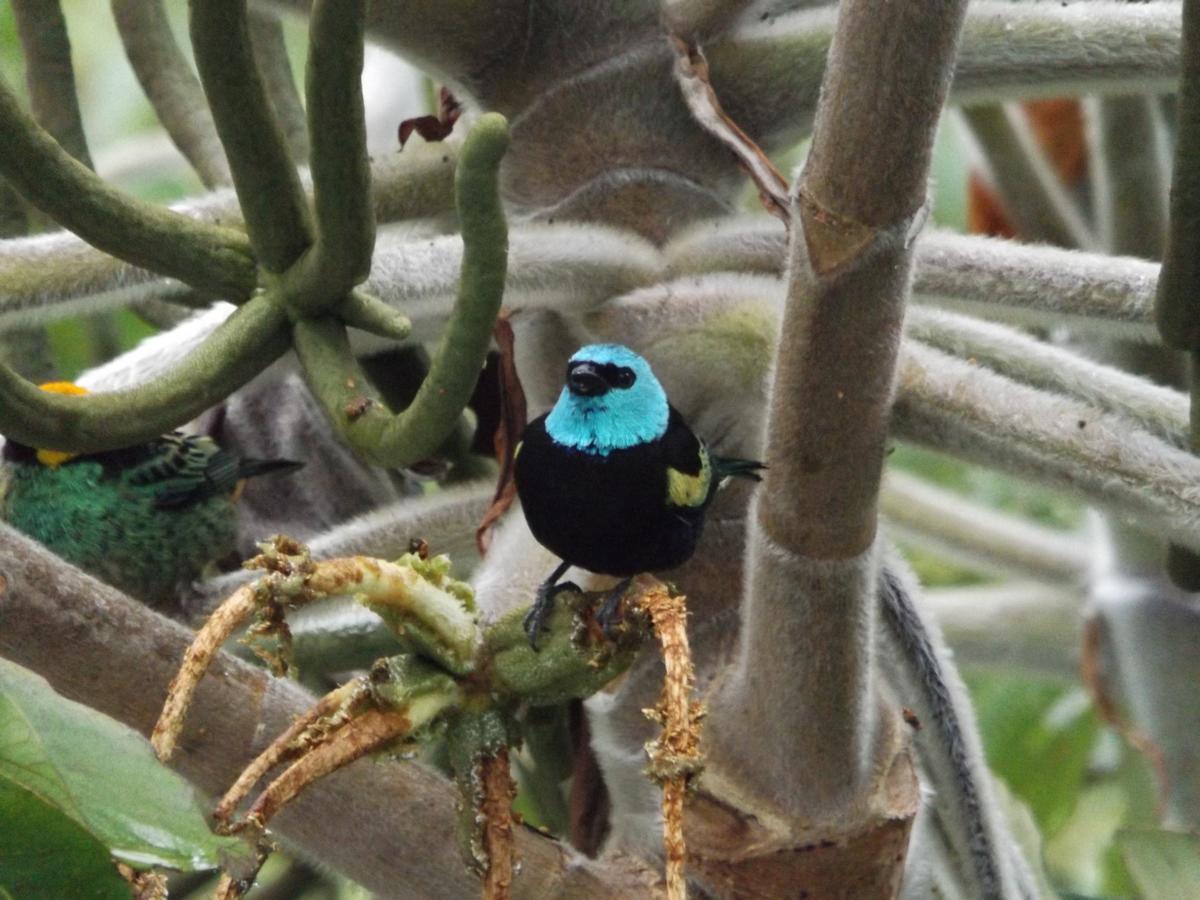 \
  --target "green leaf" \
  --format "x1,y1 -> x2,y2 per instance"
966,674 -> 1099,835
1117,829 -> 1200,900
0,777 -> 130,899
1044,782 -> 1128,895
0,657 -> 250,872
